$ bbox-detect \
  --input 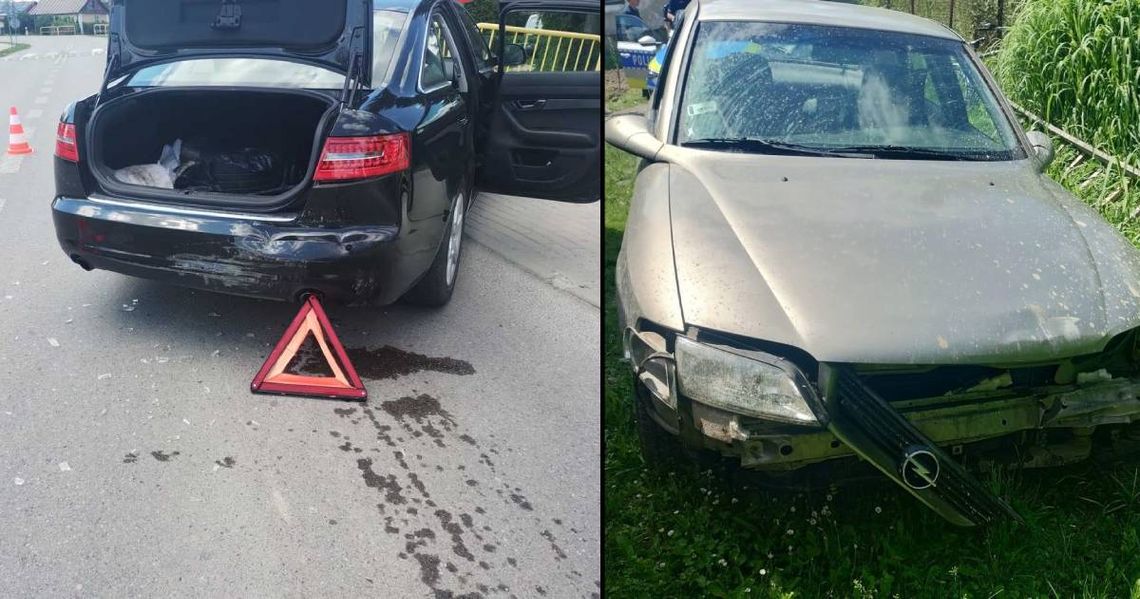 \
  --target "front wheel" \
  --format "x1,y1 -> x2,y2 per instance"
401,192 -> 467,307
632,377 -> 685,467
